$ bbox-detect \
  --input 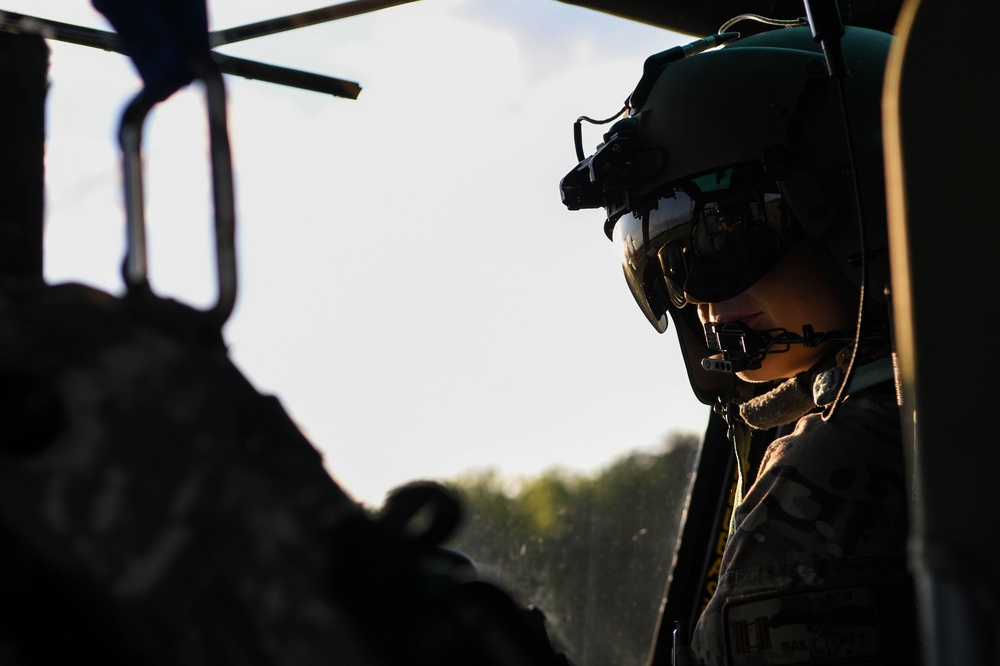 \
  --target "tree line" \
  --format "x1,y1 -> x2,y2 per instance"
442,432 -> 701,666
